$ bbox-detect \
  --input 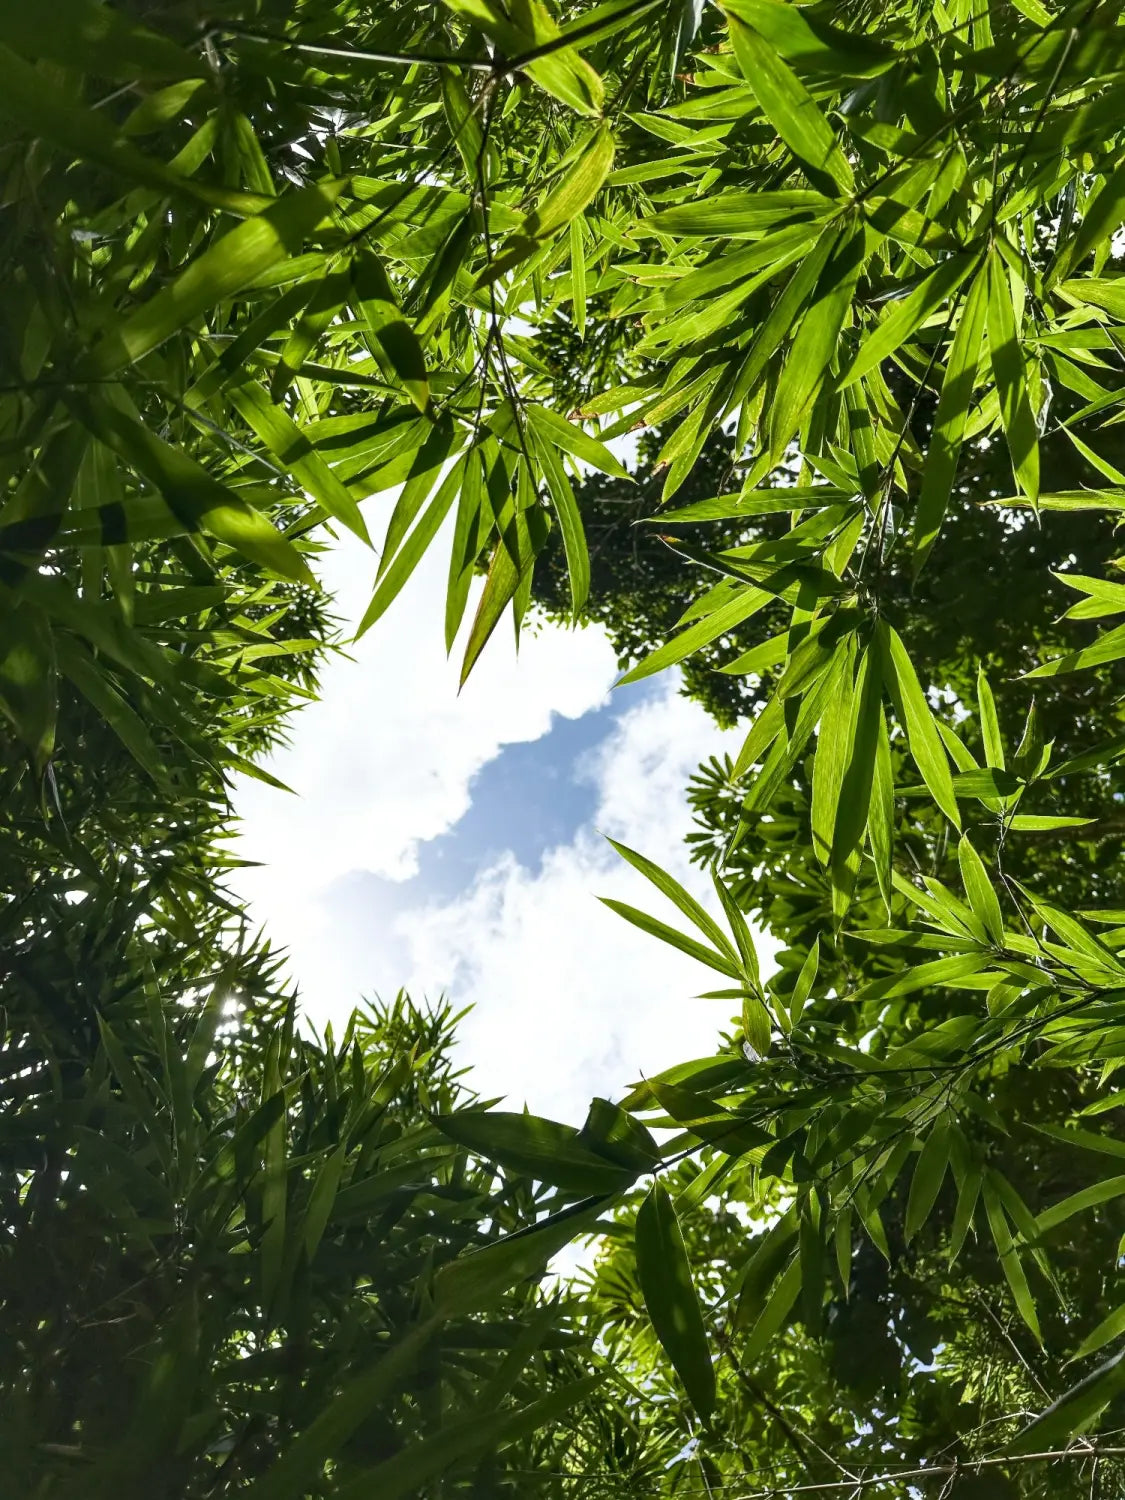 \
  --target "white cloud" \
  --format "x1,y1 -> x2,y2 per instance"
391,684 -> 776,1124
233,525 -> 776,1129
232,521 -> 618,957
